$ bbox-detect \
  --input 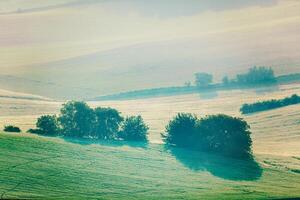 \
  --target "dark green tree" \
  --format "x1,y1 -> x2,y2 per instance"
58,101 -> 95,138
36,115 -> 59,136
197,114 -> 252,158
119,115 -> 149,142
94,107 -> 123,140
240,94 -> 300,114
162,113 -> 198,148
163,113 -> 253,158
